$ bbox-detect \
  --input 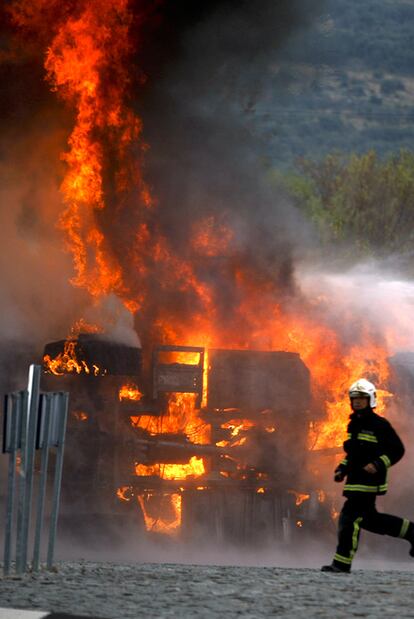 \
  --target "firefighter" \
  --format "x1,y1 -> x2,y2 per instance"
321,378 -> 414,573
